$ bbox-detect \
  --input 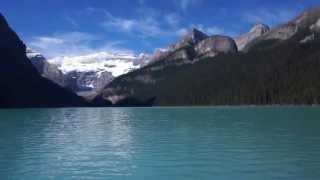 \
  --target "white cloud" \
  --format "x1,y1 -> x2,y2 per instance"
101,10 -> 178,37
35,37 -> 64,45
84,7 -> 227,39
28,31 -> 131,58
243,8 -> 299,26
102,15 -> 163,37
